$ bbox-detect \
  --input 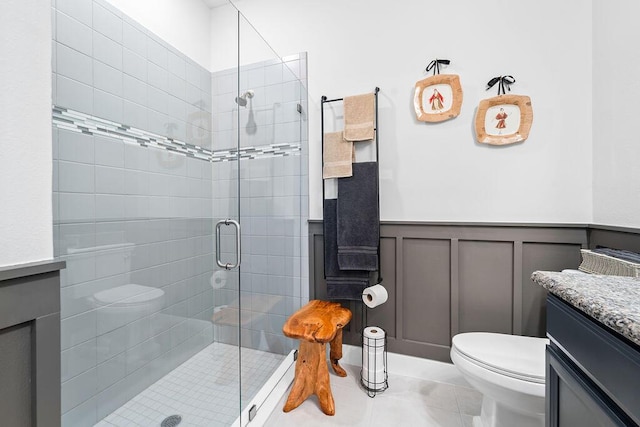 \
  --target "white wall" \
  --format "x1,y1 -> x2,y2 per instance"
227,0 -> 593,222
592,1 -> 640,228
0,0 -> 53,267
106,0 -> 212,69
210,3 -> 283,72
